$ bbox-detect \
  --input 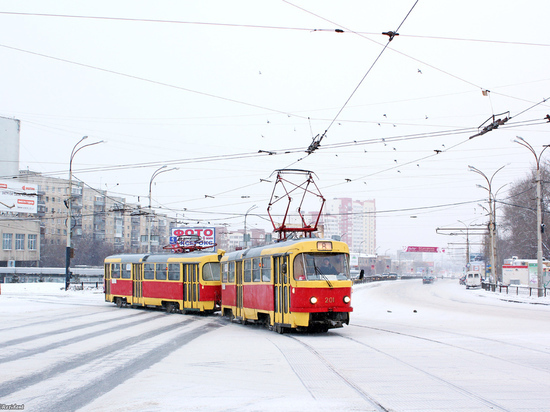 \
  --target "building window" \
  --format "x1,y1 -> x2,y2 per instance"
28,234 -> 37,250
15,234 -> 25,250
3,233 -> 13,250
